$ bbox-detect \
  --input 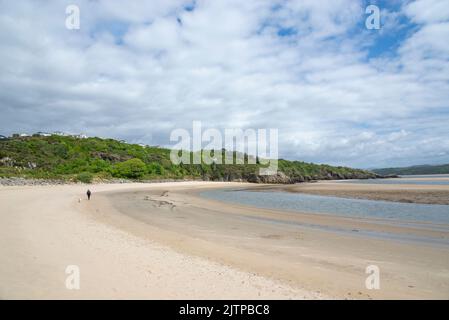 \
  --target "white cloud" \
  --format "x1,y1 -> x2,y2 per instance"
404,0 -> 449,24
0,0 -> 448,168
